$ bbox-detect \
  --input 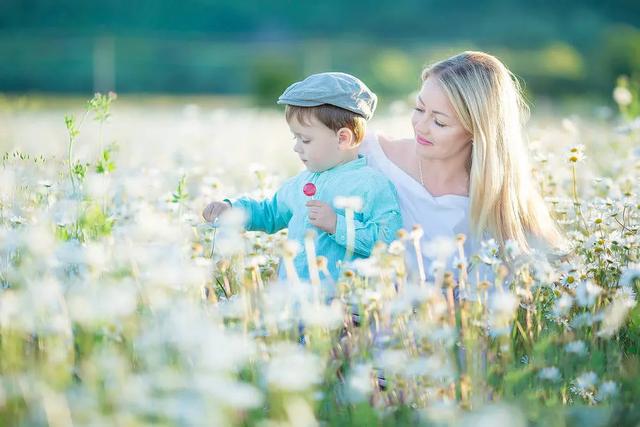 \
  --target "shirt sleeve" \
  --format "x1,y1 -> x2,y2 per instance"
331,179 -> 402,257
357,130 -> 377,157
228,180 -> 294,234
